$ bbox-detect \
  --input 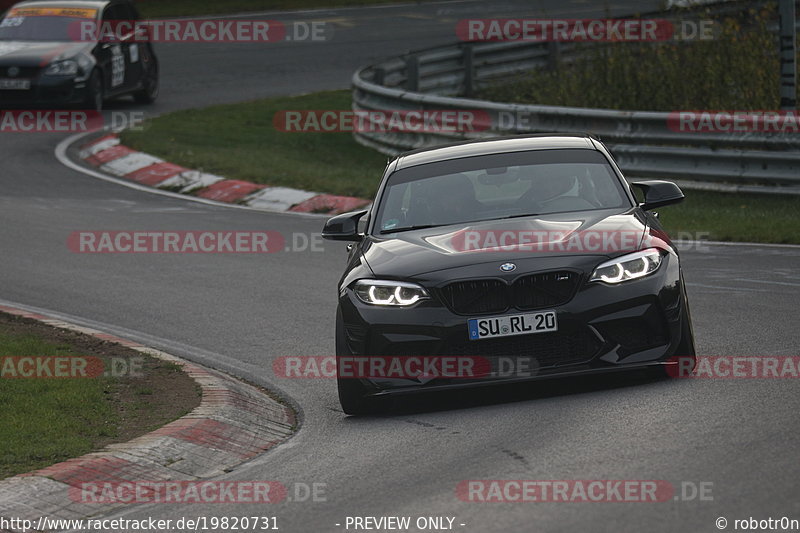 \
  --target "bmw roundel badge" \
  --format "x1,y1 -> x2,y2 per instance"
500,262 -> 516,272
